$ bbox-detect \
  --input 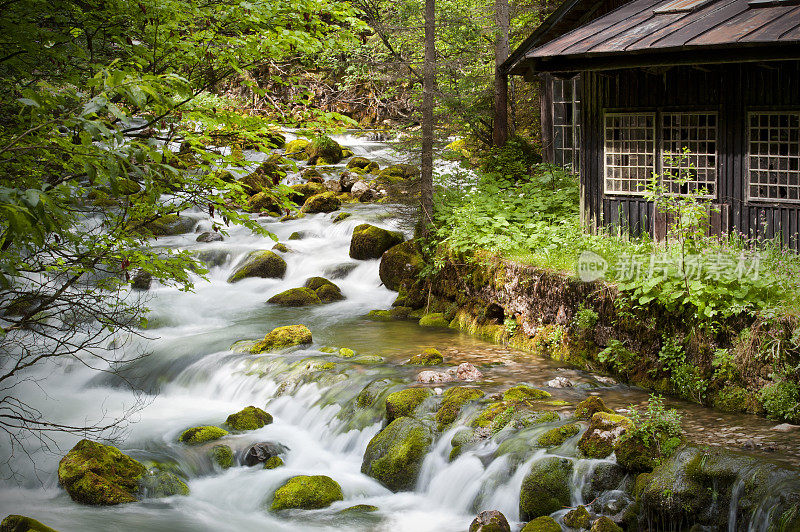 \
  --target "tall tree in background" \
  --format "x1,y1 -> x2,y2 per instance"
420,0 -> 437,231
493,0 -> 510,147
